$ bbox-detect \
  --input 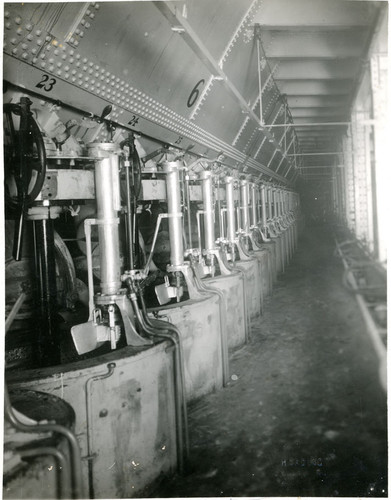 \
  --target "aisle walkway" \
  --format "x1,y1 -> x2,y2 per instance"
146,227 -> 387,498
